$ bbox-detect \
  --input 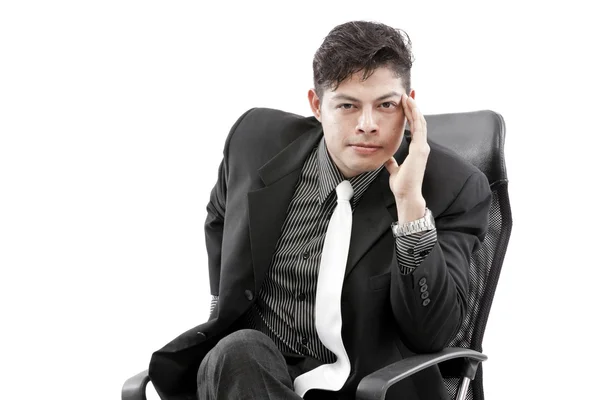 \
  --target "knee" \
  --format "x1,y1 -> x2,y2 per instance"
199,329 -> 281,373
197,329 -> 292,395
217,329 -> 274,357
